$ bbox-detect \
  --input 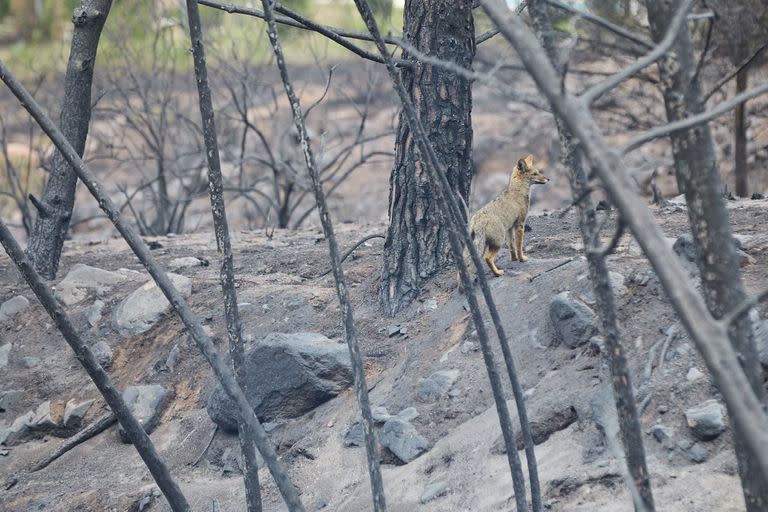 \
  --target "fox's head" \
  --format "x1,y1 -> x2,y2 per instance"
516,154 -> 549,185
